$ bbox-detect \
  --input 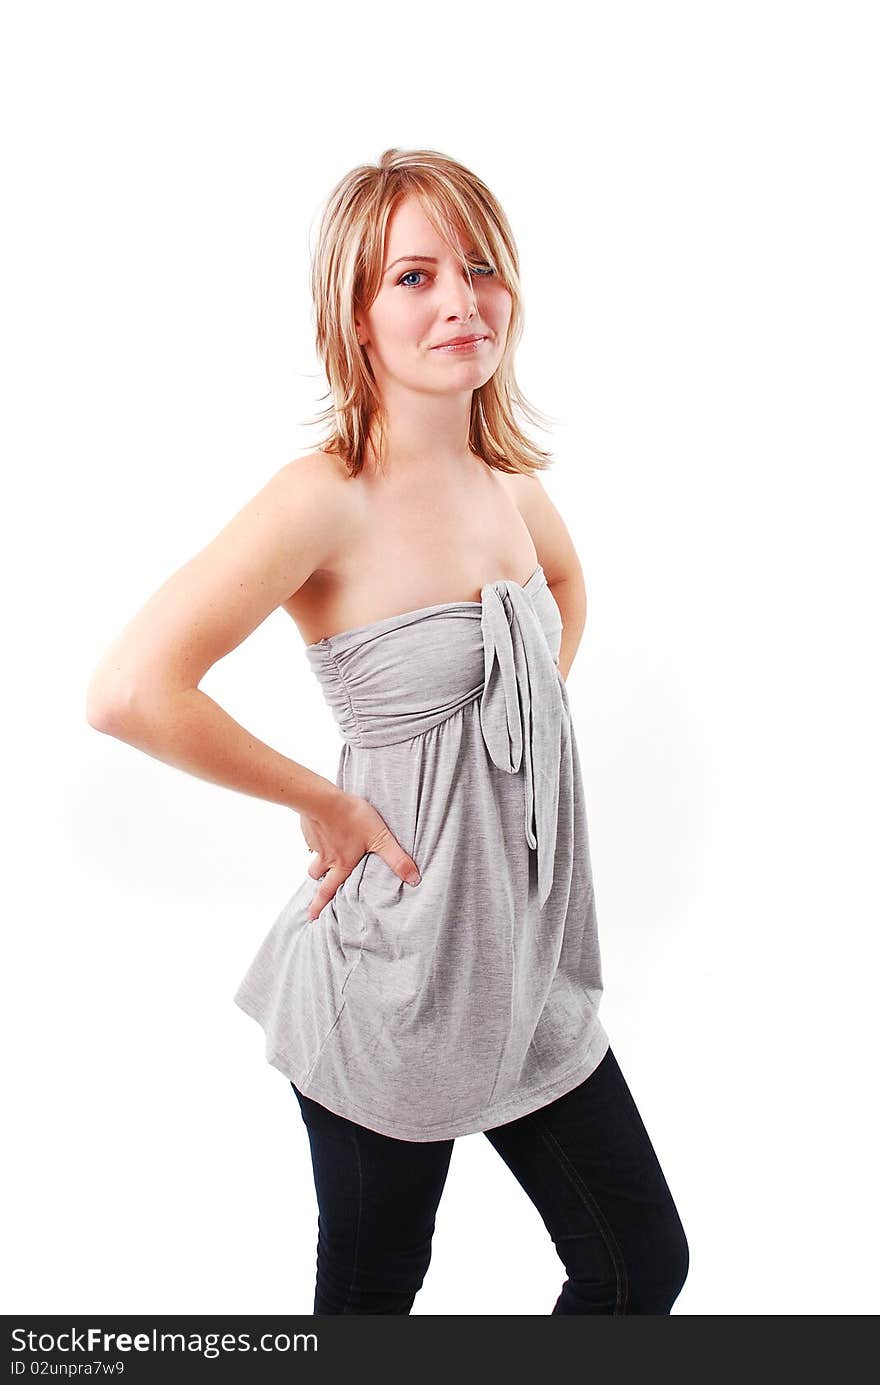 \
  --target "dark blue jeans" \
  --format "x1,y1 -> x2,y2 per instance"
291,1045 -> 689,1314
